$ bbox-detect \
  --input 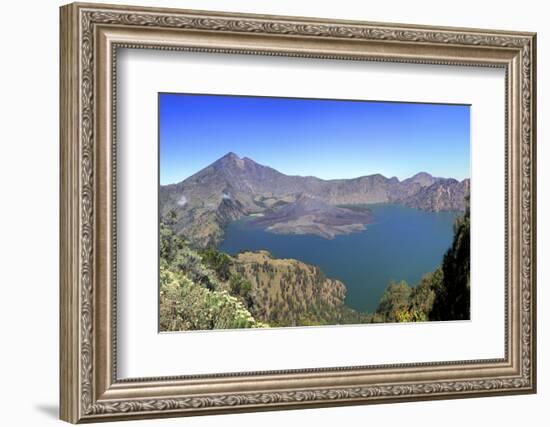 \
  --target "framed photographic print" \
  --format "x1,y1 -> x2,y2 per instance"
60,2 -> 537,423
158,93 -> 471,330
